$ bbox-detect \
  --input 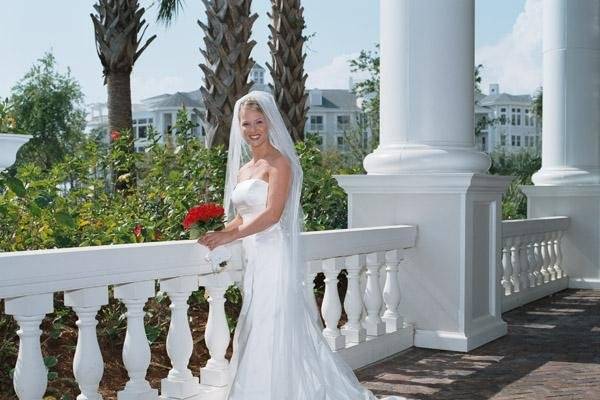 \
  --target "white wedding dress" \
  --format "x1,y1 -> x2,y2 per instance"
225,178 -> 404,400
